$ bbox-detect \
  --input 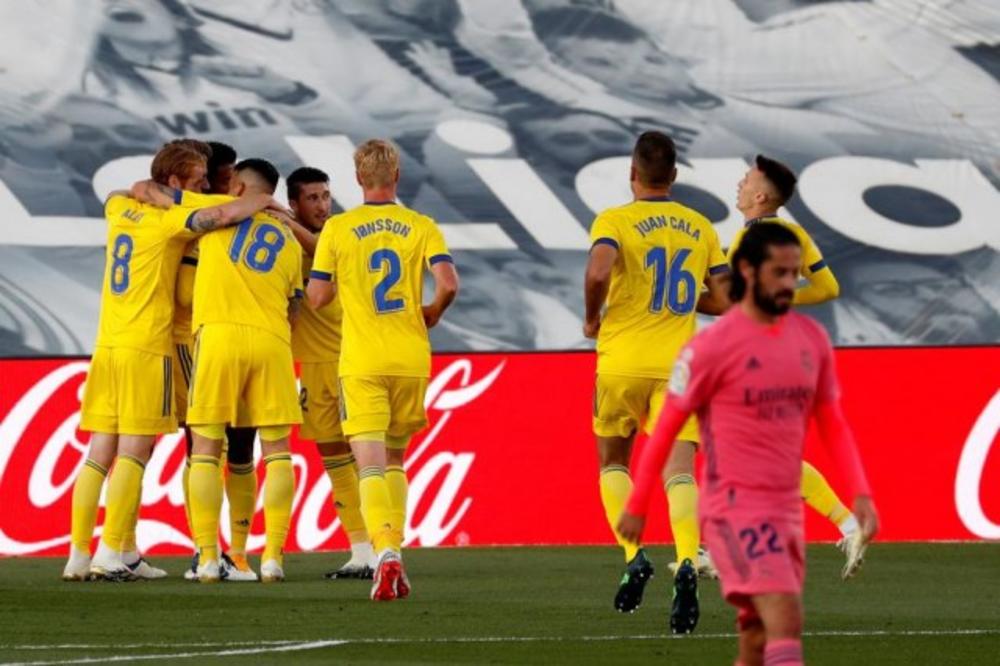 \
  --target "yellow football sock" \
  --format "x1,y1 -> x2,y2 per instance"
358,466 -> 394,553
801,461 -> 851,526
189,454 -> 222,562
226,461 -> 257,554
70,460 -> 108,553
182,458 -> 193,539
600,465 -> 640,562
262,453 -> 294,565
102,455 -> 145,552
666,473 -> 699,566
121,485 -> 141,553
386,465 -> 408,550
322,454 -> 369,544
